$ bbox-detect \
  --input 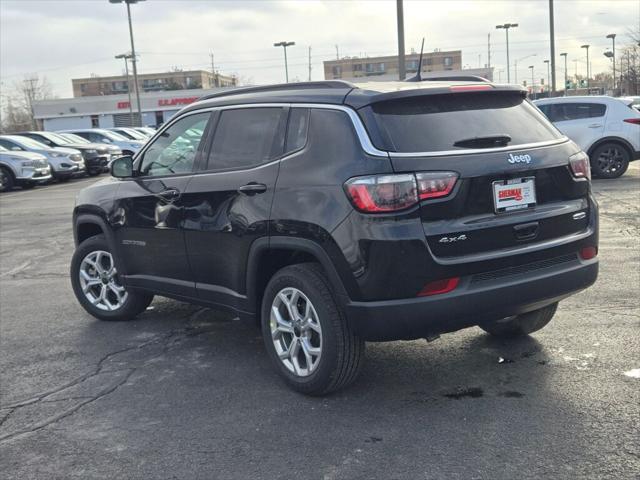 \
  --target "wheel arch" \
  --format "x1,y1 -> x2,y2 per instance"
586,136 -> 634,159
246,237 -> 353,321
